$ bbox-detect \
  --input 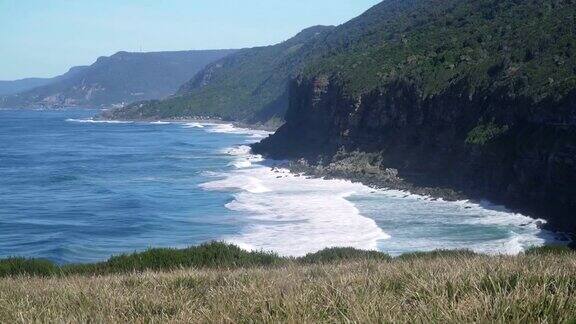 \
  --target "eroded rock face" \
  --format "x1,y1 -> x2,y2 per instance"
254,76 -> 576,233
